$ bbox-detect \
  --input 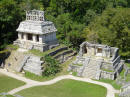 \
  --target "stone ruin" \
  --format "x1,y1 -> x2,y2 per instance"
68,41 -> 124,80
119,83 -> 130,97
14,9 -> 58,51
